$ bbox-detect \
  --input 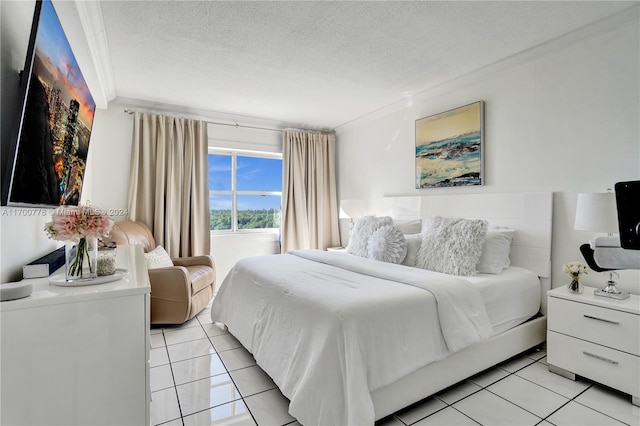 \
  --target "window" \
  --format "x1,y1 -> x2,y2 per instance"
209,151 -> 282,232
